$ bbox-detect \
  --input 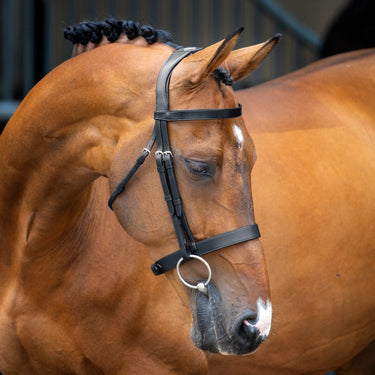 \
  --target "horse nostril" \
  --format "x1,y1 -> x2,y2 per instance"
233,310 -> 258,338
243,309 -> 257,325
229,310 -> 263,354
243,319 -> 259,337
